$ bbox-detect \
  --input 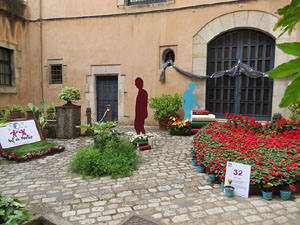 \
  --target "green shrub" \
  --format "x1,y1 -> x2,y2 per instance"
70,140 -> 138,178
149,93 -> 182,120
0,195 -> 30,225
